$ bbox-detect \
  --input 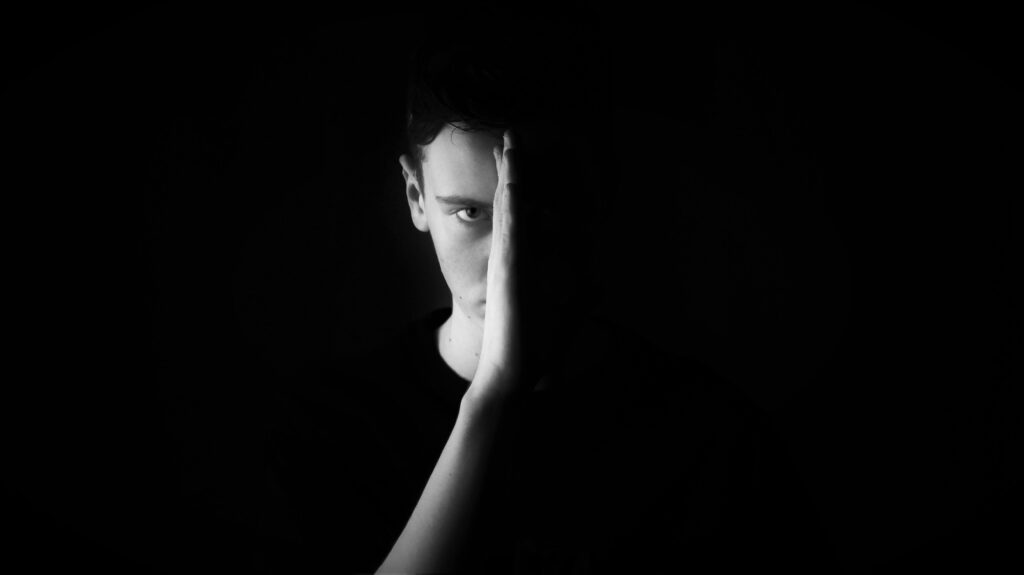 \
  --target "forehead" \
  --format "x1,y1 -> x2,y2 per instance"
422,124 -> 500,199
